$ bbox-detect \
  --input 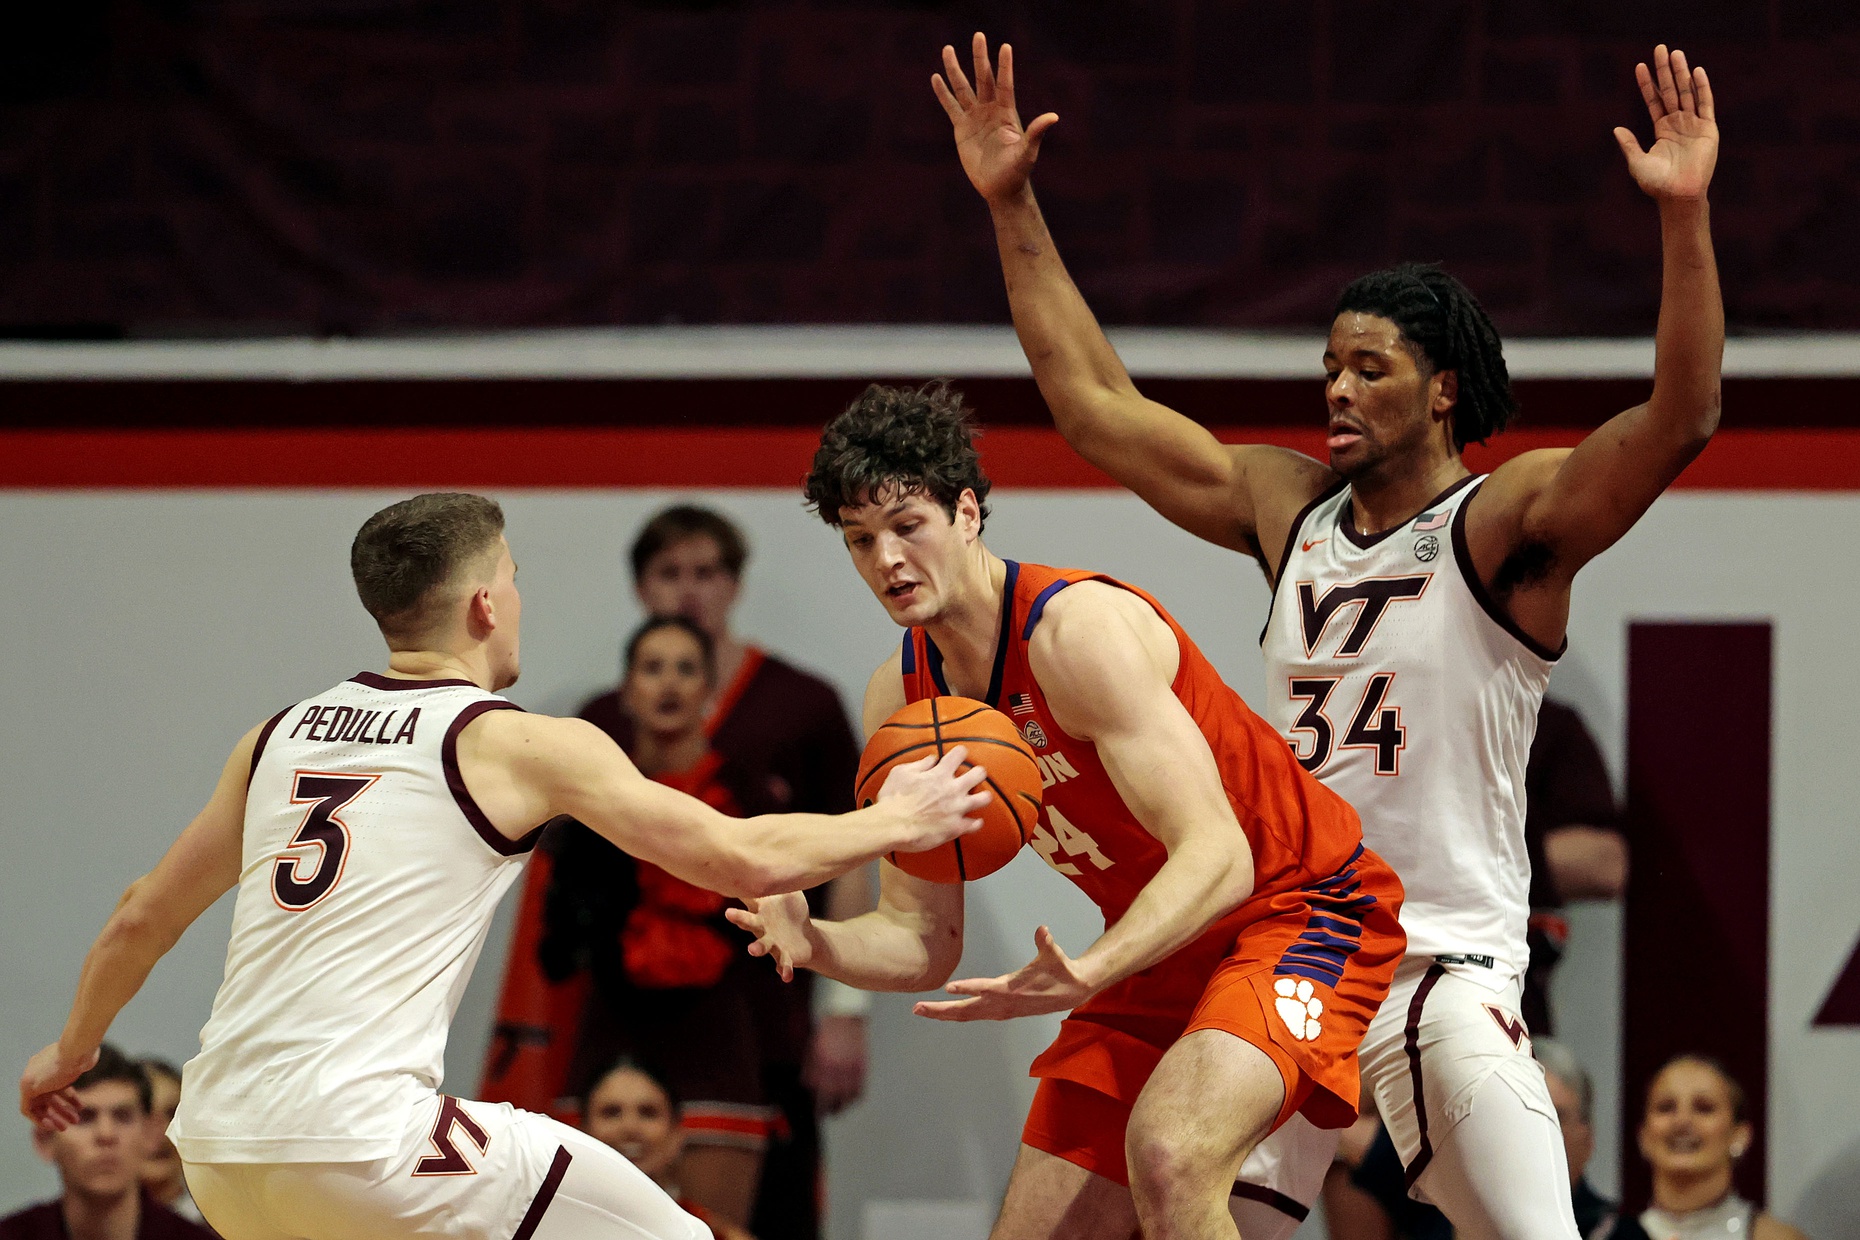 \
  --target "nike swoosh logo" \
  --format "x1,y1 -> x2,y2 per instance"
1302,538 -> 1328,552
